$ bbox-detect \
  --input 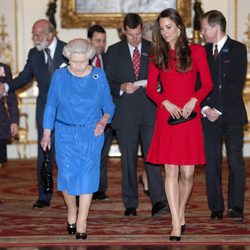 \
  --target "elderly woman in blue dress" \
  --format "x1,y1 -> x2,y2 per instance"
41,38 -> 115,240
